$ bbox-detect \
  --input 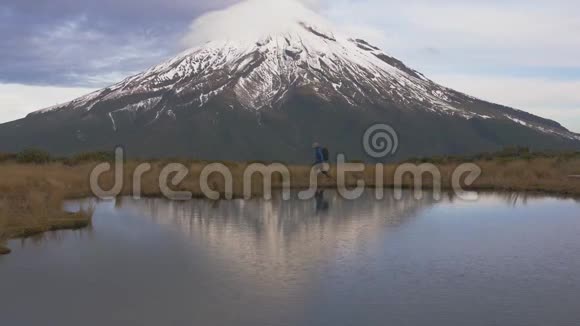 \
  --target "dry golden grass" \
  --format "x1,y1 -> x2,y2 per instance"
1,156 -> 579,255
0,164 -> 94,255
463,157 -> 580,195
